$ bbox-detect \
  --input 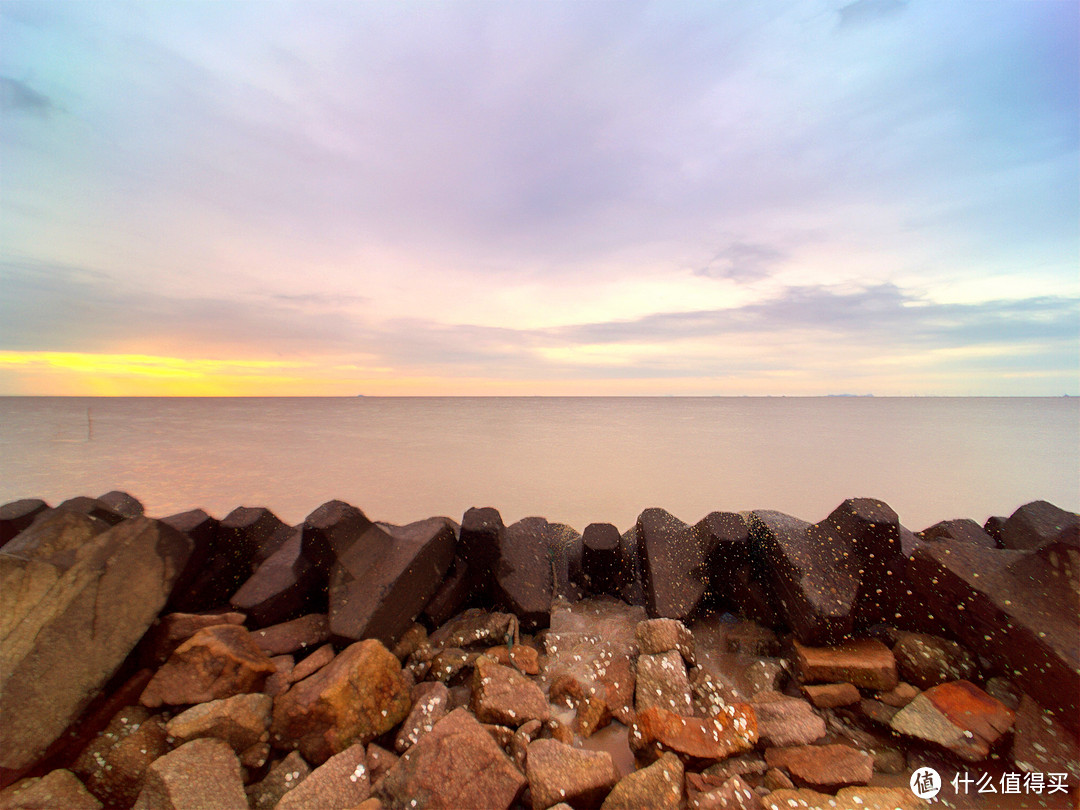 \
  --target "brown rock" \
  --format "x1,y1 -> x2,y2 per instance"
140,624 -> 276,707
431,608 -> 519,651
394,682 -> 449,753
132,738 -> 247,810
426,647 -> 471,683
72,706 -> 169,808
636,508 -> 708,621
56,496 -> 125,525
510,644 -> 540,675
0,499 -> 49,546
635,651 -> 693,716
375,708 -> 526,810
762,787 -> 925,810
495,517 -> 581,629
1000,500 -> 1079,551
1009,694 -> 1080,787
764,767 -> 795,790
636,618 -> 695,665
139,611 -> 247,668
700,752 -> 767,781
749,693 -> 826,748
421,556 -> 472,627
391,623 -> 428,662
877,682 -> 919,707
581,523 -> 626,596
800,682 -> 860,708
891,630 -> 976,689
166,692 -> 272,753
765,743 -> 873,790
264,655 -> 295,697
600,751 -> 683,810
97,490 -> 143,519
918,518 -> 998,548
275,743 -> 370,810
688,774 -> 761,810
271,639 -> 411,764
1,516 -> 192,773
630,704 -> 757,763
889,679 -> 1015,761
575,693 -> 612,738
252,613 -> 330,656
290,643 -> 336,683
230,526 -> 323,627
245,750 -> 311,810
0,769 -> 101,810
160,508 -> 219,613
859,697 -> 899,725
793,638 -> 897,691
526,738 -> 619,809
366,743 -> 399,785
471,657 -> 550,727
